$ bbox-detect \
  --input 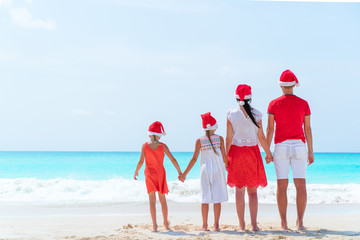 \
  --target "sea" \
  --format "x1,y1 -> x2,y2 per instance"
0,151 -> 359,206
